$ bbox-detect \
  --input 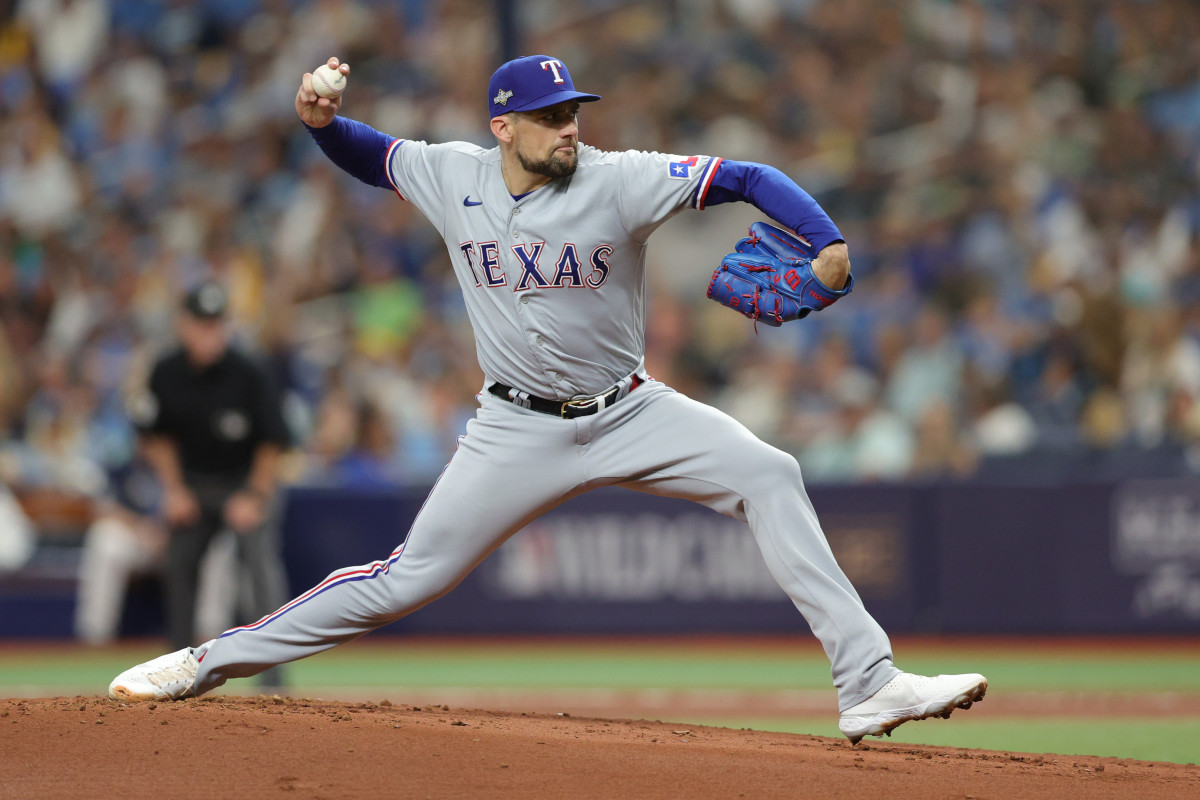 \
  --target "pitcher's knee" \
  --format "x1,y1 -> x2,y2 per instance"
749,445 -> 805,492
716,443 -> 803,509
363,563 -> 461,623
